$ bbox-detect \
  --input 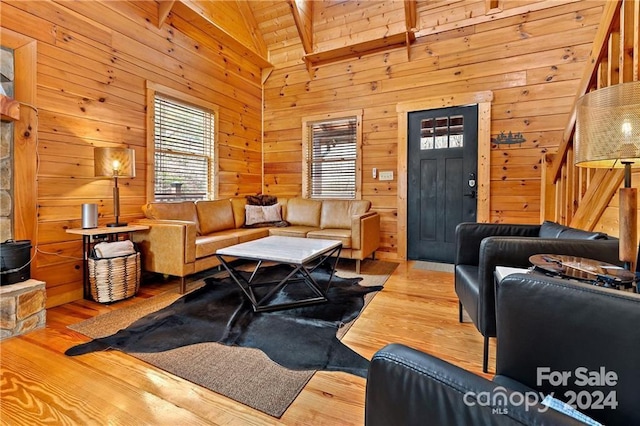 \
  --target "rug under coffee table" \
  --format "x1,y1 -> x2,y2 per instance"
216,235 -> 342,312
